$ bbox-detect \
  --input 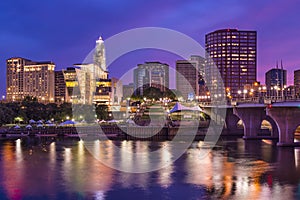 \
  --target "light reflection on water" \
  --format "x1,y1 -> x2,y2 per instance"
0,137 -> 300,199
